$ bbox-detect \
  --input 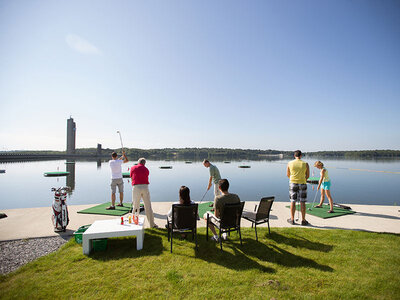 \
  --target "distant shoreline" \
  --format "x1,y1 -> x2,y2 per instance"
1,148 -> 400,161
